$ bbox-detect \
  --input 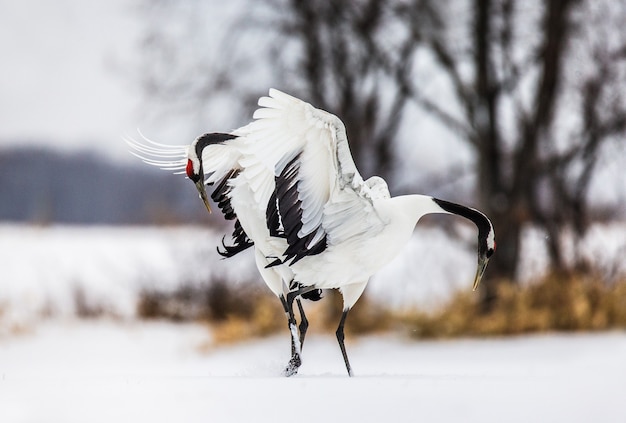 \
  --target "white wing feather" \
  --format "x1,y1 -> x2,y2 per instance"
244,89 -> 388,251
126,89 -> 389,260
